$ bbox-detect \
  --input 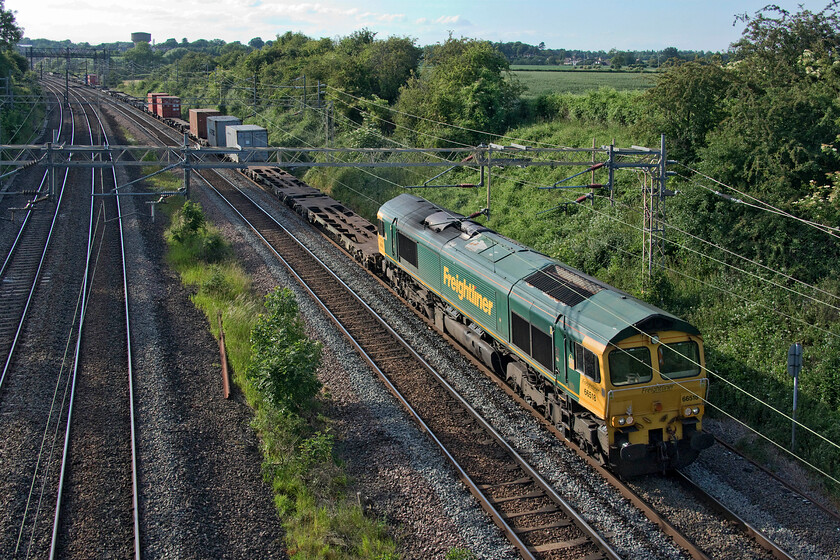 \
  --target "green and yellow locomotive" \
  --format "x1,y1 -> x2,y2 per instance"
377,194 -> 714,477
